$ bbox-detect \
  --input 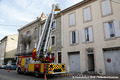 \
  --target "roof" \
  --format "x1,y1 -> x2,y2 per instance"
61,0 -> 96,14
